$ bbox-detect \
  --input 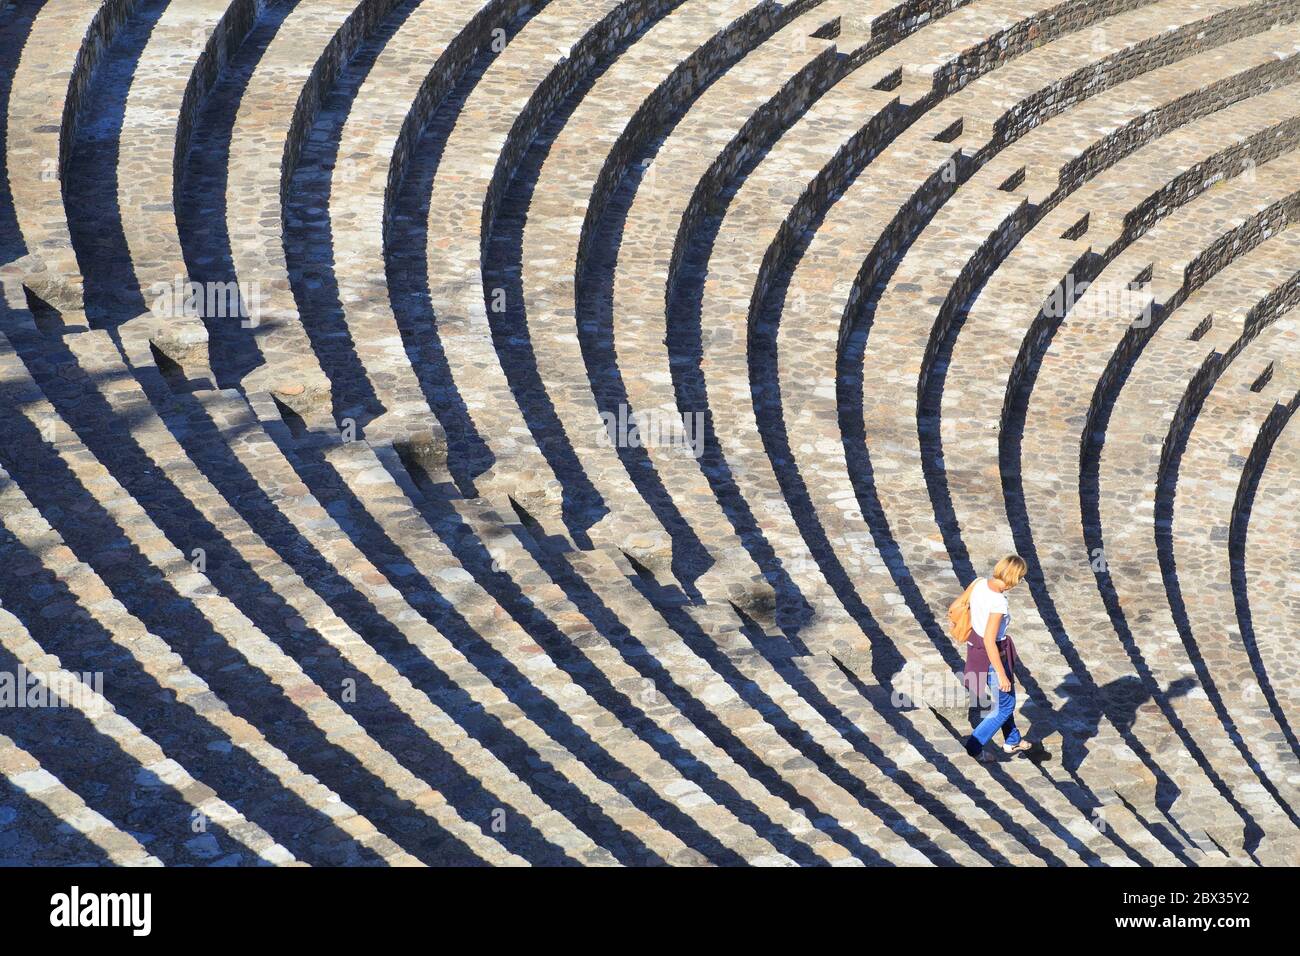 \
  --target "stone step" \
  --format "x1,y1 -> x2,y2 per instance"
0,728 -> 163,866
